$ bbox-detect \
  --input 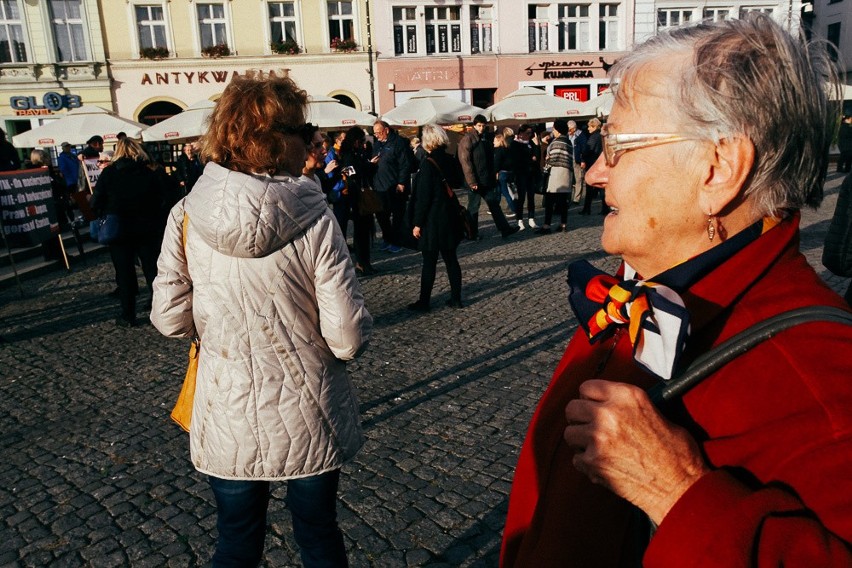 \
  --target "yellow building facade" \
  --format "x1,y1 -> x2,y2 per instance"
0,0 -> 112,142
101,0 -> 375,124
